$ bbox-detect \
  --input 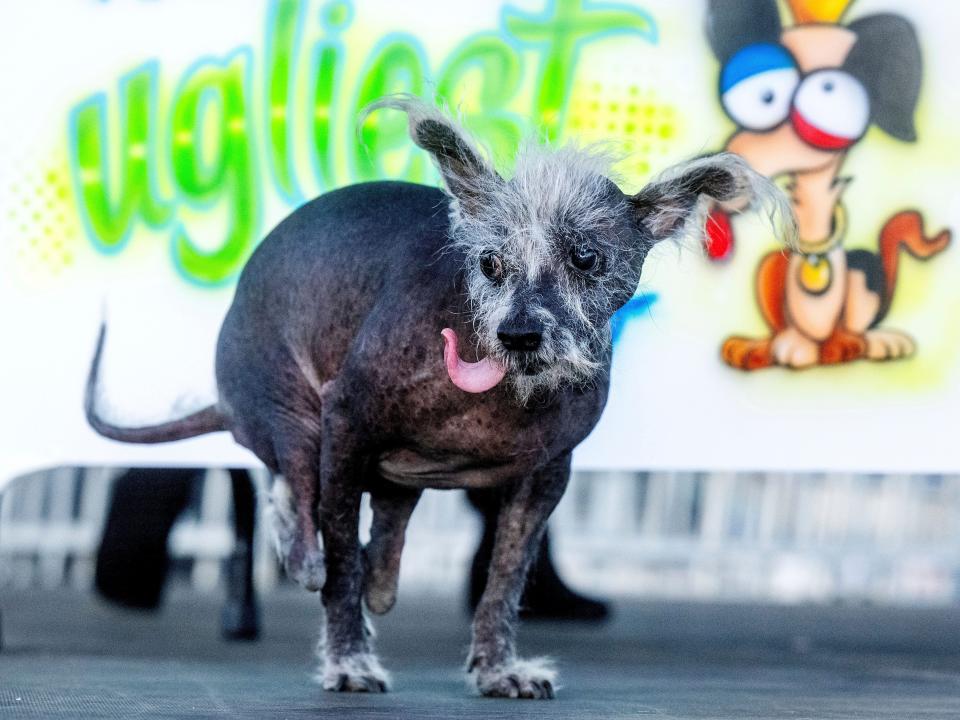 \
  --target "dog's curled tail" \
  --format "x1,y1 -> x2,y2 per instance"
878,210 -> 951,318
85,323 -> 226,444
